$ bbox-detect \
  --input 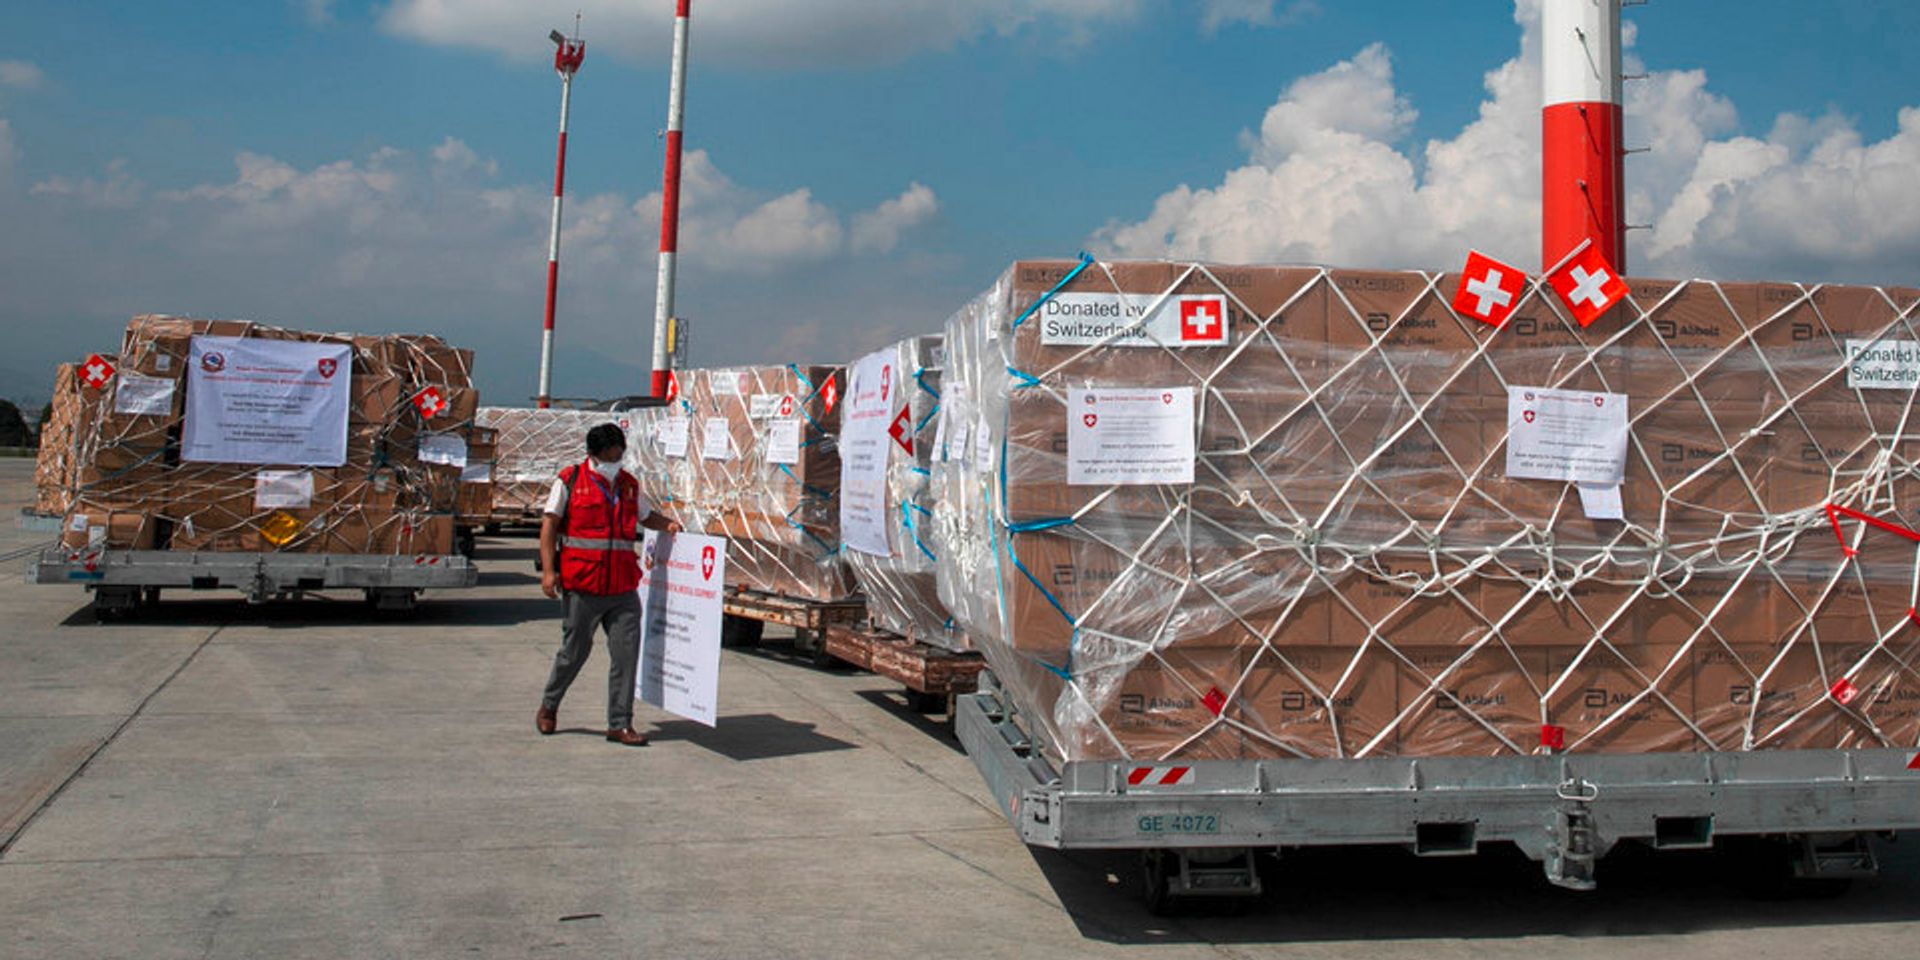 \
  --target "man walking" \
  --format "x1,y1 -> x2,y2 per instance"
536,423 -> 682,745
